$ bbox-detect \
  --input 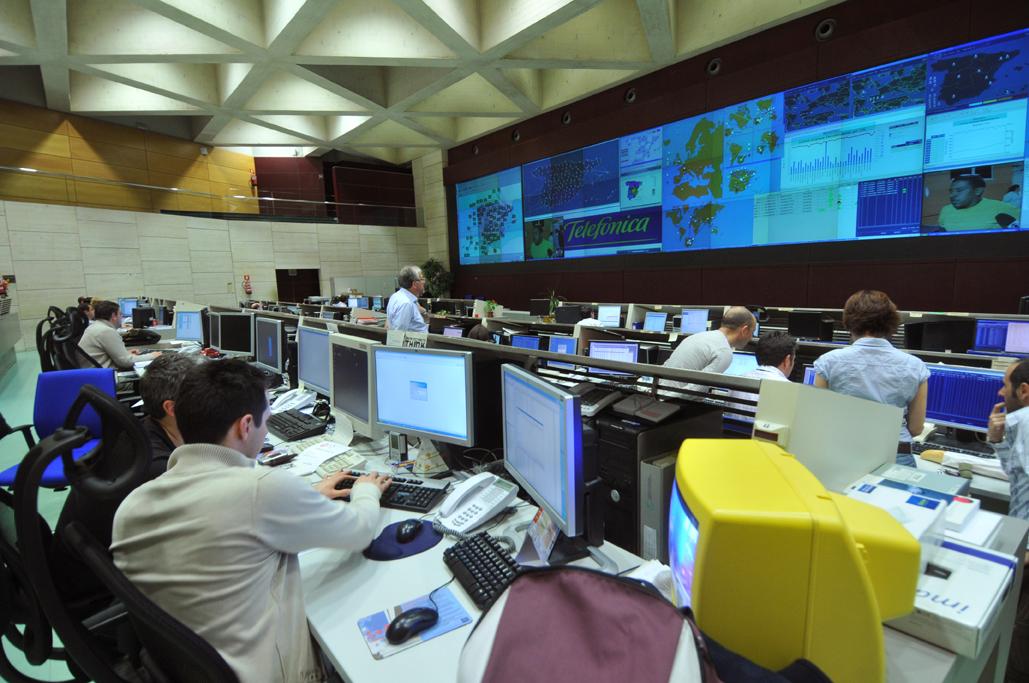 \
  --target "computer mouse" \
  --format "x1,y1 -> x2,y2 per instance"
385,606 -> 438,645
395,519 -> 424,544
